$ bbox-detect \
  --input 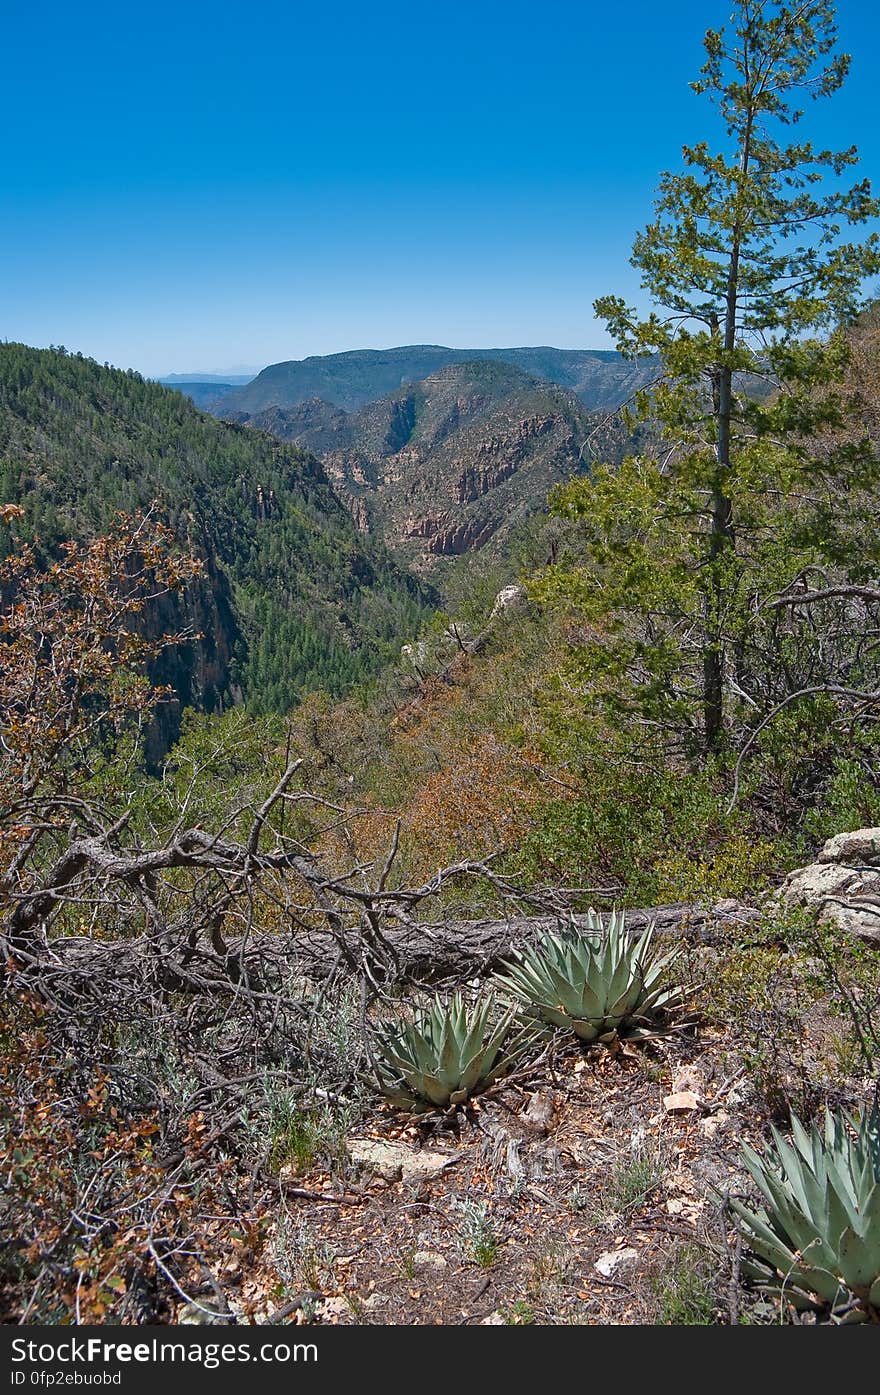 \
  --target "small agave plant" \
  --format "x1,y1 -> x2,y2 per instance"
372,991 -> 534,1111
730,1107 -> 880,1323
495,909 -> 687,1044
